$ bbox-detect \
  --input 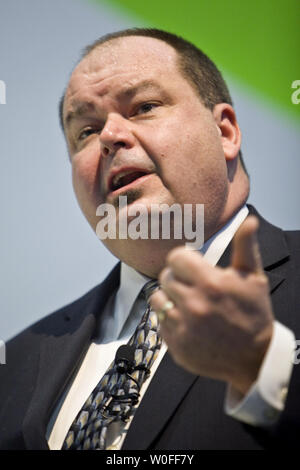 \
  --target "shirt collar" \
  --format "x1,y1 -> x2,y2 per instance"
201,205 -> 249,265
